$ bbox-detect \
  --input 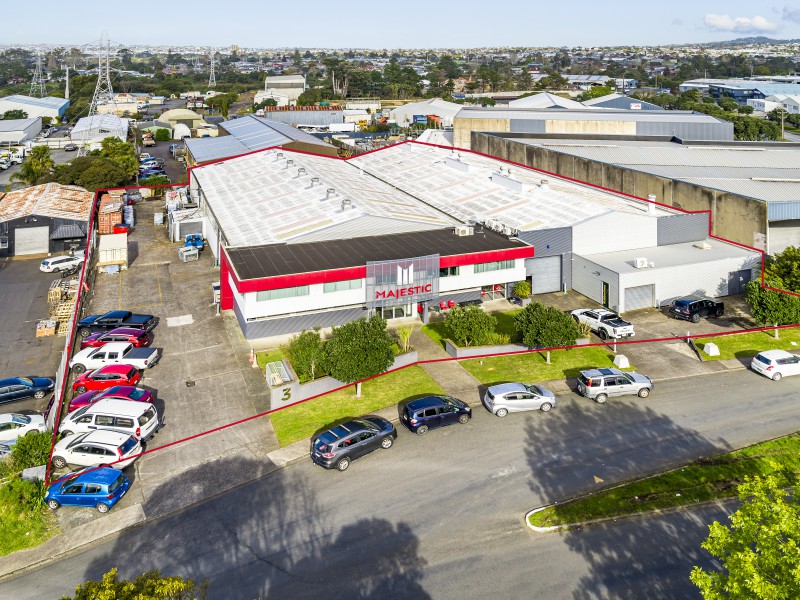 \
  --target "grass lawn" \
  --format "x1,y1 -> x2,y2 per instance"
421,308 -> 522,349
462,346 -> 632,385
696,327 -> 800,361
256,349 -> 284,370
529,433 -> 800,529
0,478 -> 58,556
269,366 -> 444,446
